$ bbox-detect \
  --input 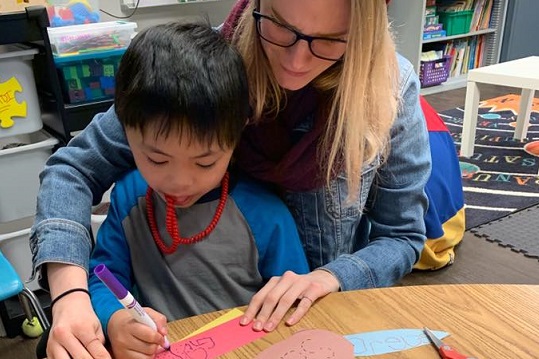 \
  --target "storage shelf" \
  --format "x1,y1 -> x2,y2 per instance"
422,28 -> 497,44
420,74 -> 468,95
0,6 -> 109,143
388,0 -> 508,93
